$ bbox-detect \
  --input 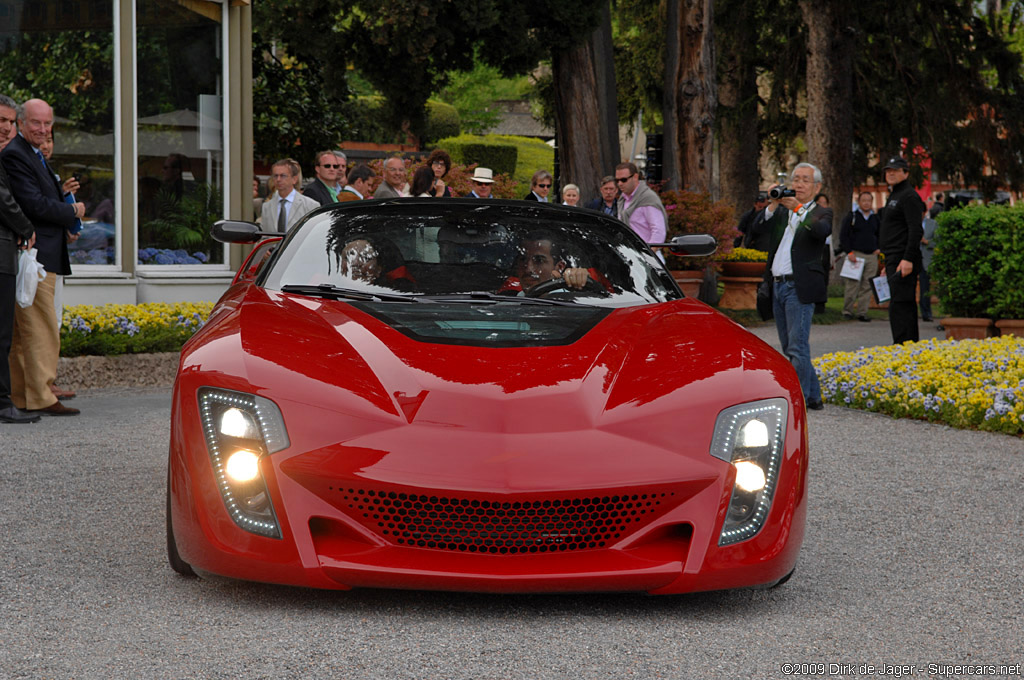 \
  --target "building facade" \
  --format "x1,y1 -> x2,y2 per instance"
0,0 -> 253,305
